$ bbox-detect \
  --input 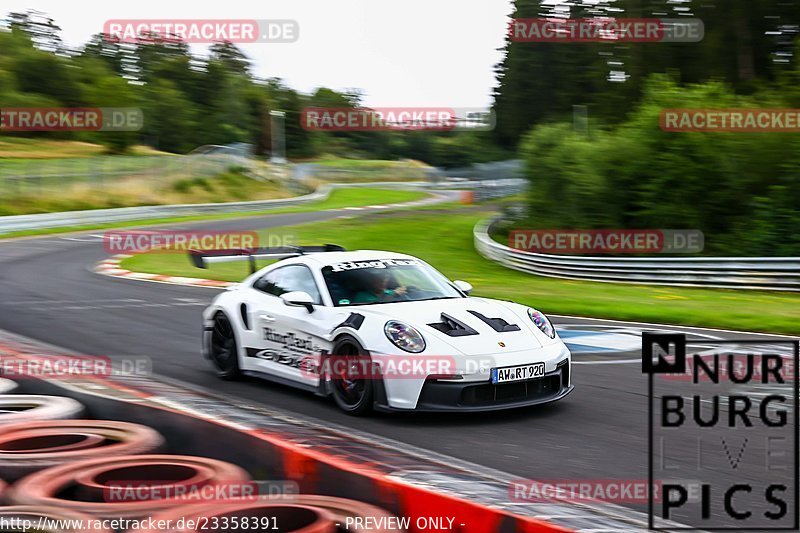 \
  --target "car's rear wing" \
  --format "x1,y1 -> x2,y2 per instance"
188,244 -> 345,273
